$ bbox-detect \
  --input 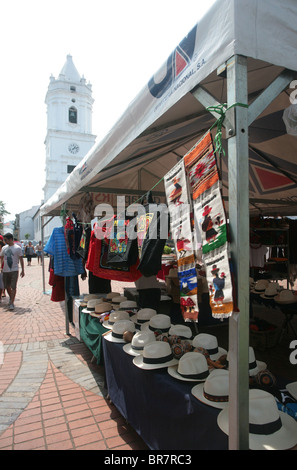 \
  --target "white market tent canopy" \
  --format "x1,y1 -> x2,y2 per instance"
40,0 -> 297,450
